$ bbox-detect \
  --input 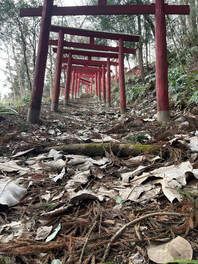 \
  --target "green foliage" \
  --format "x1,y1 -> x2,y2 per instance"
169,66 -> 198,106
126,83 -> 147,103
125,133 -> 150,143
189,90 -> 198,104
0,256 -> 12,264
0,93 -> 31,113
167,260 -> 198,264
0,105 -> 19,116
